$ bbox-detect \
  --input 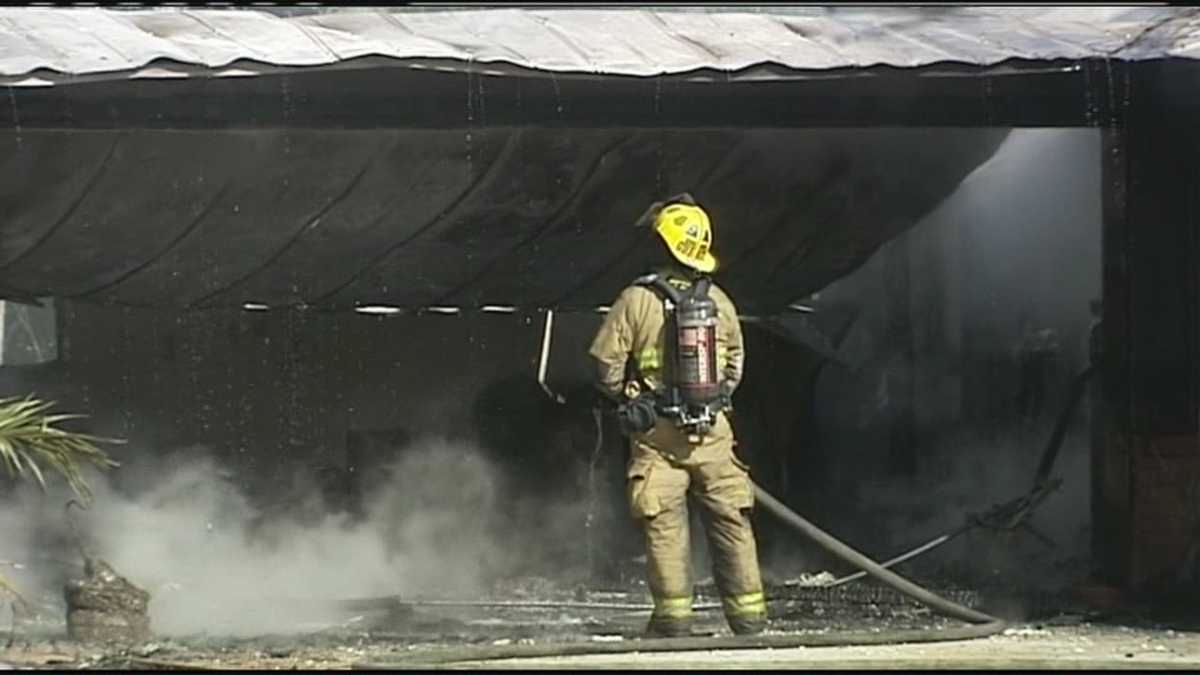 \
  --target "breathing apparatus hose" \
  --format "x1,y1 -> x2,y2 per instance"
357,413 -> 1005,668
